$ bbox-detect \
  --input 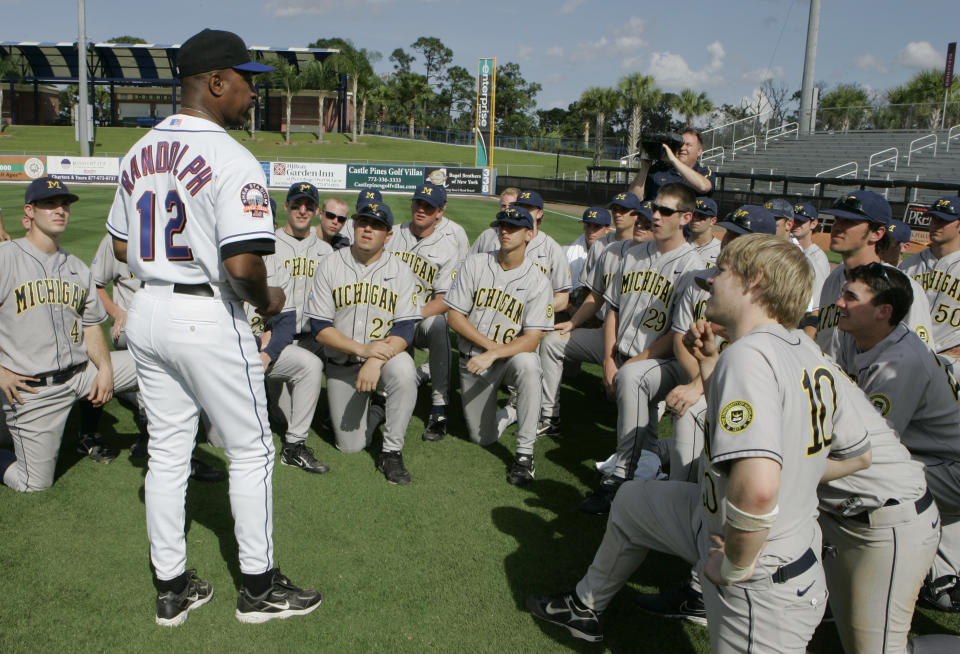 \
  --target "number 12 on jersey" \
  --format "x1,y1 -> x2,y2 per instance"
137,190 -> 193,262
